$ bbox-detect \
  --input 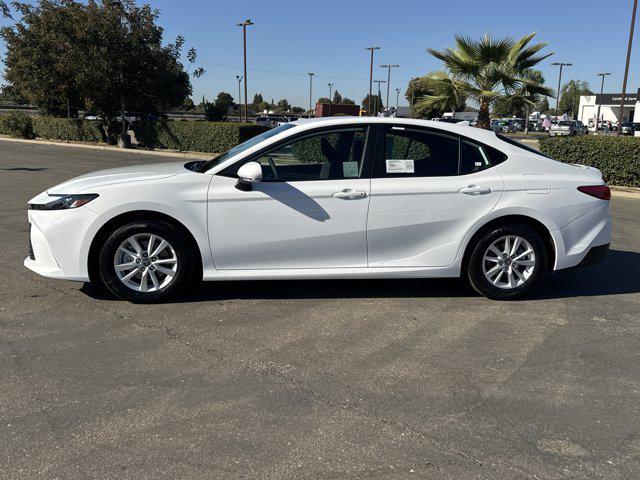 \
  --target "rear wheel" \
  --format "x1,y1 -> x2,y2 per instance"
467,224 -> 547,300
98,220 -> 195,303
